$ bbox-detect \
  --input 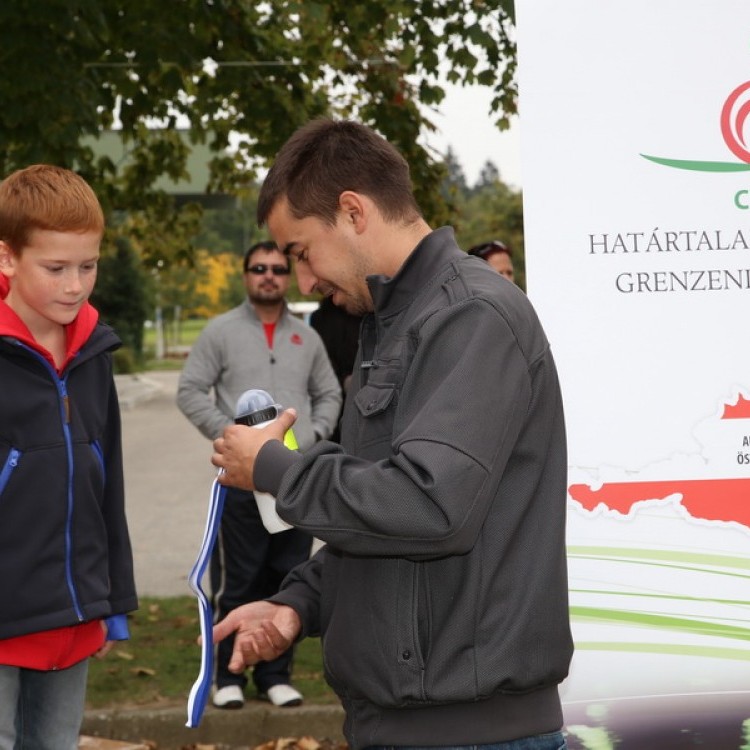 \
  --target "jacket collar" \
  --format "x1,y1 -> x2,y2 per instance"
241,297 -> 290,324
366,226 -> 463,317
